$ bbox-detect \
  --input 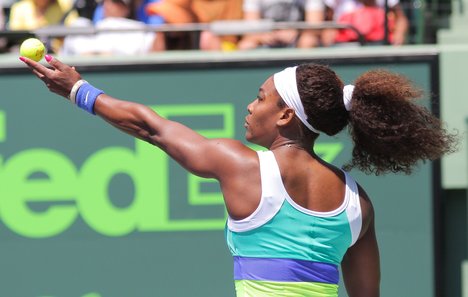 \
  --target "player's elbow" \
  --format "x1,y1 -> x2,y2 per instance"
119,103 -> 166,143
